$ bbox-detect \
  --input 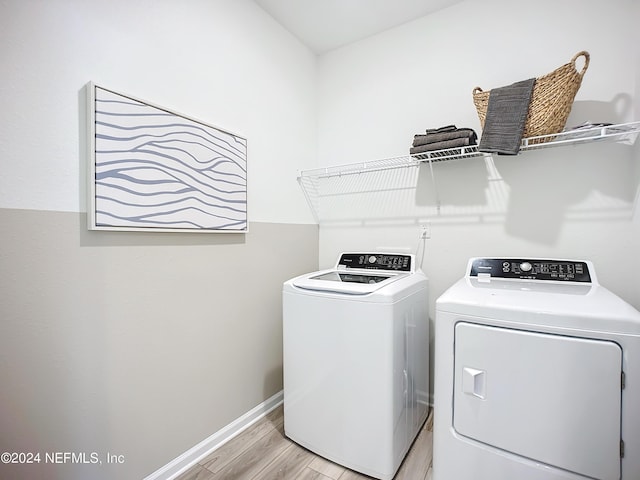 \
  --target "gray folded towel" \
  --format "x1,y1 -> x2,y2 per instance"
410,137 -> 472,155
478,78 -> 536,155
426,124 -> 457,134
413,128 -> 477,147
